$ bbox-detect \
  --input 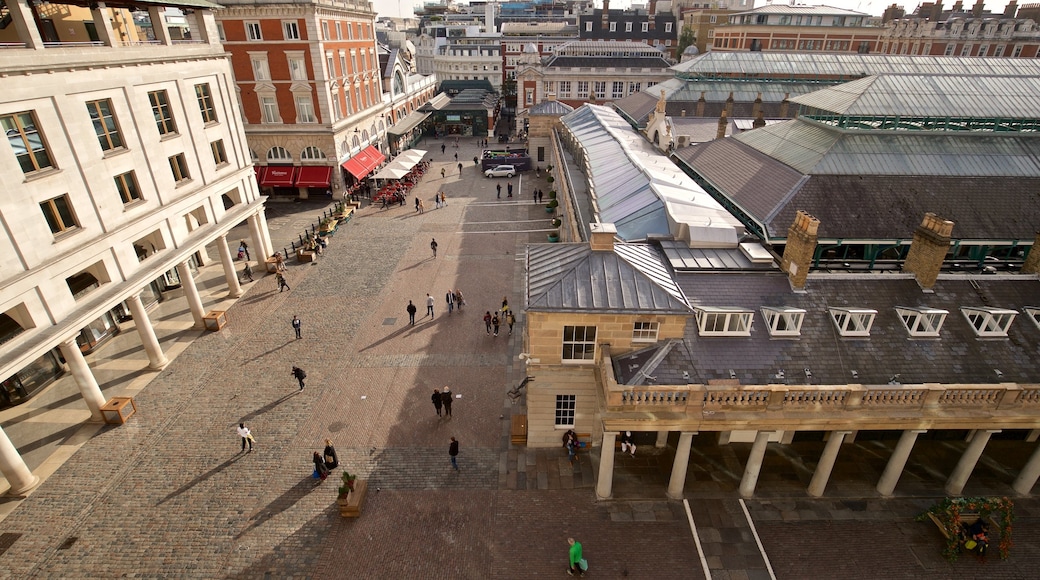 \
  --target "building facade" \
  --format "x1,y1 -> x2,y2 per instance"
215,0 -> 387,198
577,1 -> 680,59
879,12 -> 1040,57
0,0 -> 272,494
712,4 -> 881,53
